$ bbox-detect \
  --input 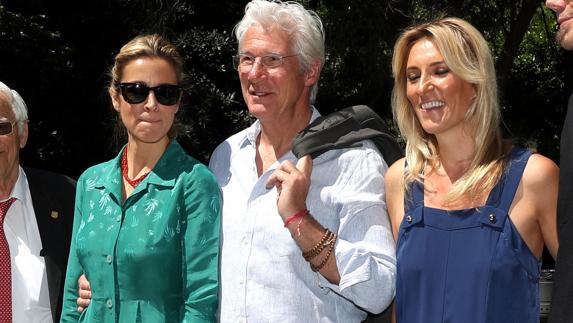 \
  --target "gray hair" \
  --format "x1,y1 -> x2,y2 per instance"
234,0 -> 325,103
0,81 -> 28,133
